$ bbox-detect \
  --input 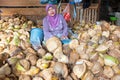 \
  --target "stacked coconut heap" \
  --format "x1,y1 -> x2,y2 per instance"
0,14 -> 120,80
